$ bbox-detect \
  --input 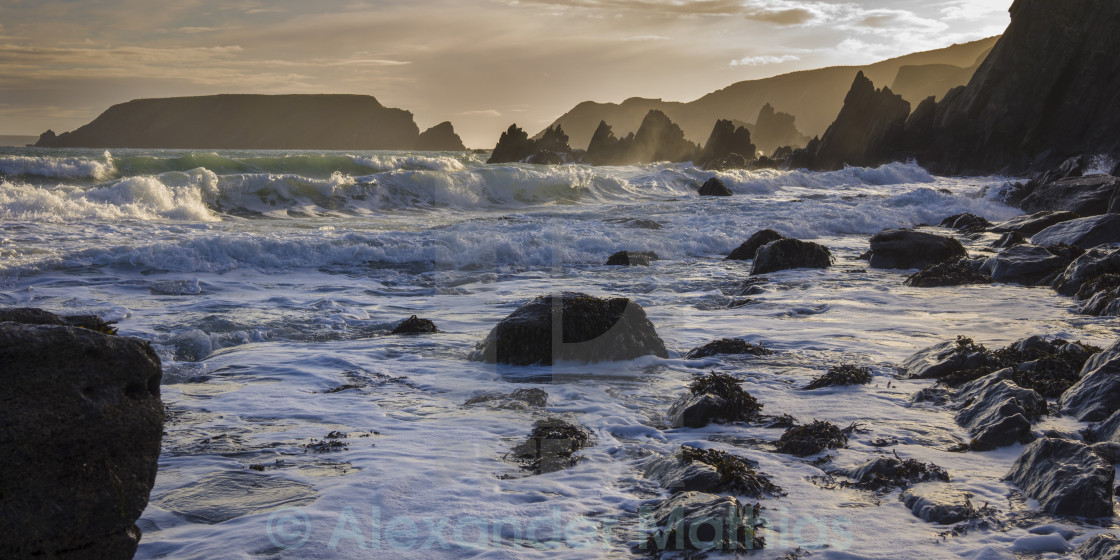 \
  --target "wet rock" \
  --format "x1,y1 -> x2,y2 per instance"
991,231 -> 1026,249
940,213 -> 992,232
901,337 -> 989,379
508,418 -> 595,474
698,177 -> 733,197
646,446 -> 781,497
953,371 -> 1045,449
697,119 -> 756,170
1052,245 -> 1120,296
1020,175 -> 1120,216
868,229 -> 967,270
0,307 -> 119,334
1090,409 -> 1120,444
991,211 -> 1081,237
469,292 -> 668,366
463,388 -> 548,410
684,338 -> 771,359
805,364 -> 872,390
1077,533 -> 1120,560
905,259 -> 992,287
605,250 -> 659,266
1005,438 -> 1114,518
668,371 -> 762,428
1060,344 -> 1120,422
391,315 -> 439,334
775,420 -> 848,457
0,318 -> 163,559
842,455 -> 949,492
751,238 -> 831,275
900,484 -> 978,524
1077,274 -> 1120,316
1032,214 -> 1120,249
980,244 -> 1070,285
725,229 -> 785,261
641,492 -> 763,553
